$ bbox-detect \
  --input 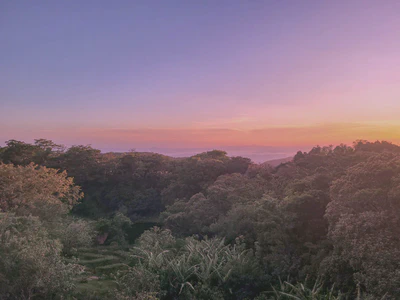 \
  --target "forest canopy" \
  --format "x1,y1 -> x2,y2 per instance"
0,139 -> 399,299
